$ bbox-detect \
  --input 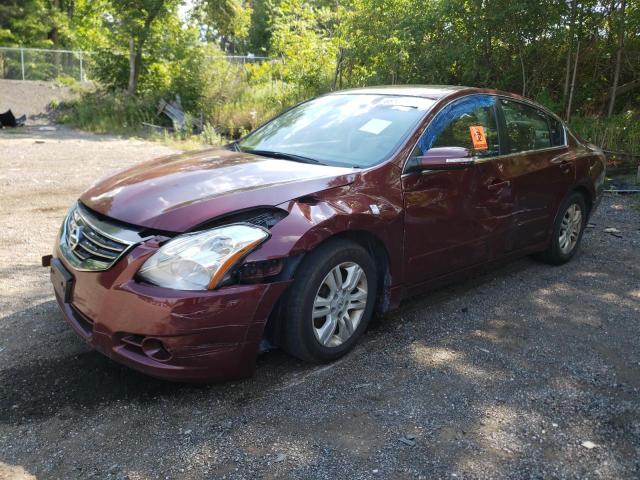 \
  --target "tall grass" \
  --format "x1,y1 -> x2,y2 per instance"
570,111 -> 640,154
60,54 -> 322,141
62,80 -> 302,141
208,81 -> 302,137
60,91 -> 158,135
